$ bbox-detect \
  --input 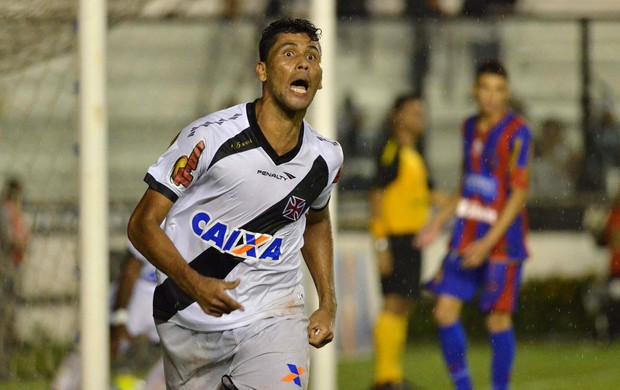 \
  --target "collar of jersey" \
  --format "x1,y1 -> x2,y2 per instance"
473,111 -> 515,137
246,100 -> 304,166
